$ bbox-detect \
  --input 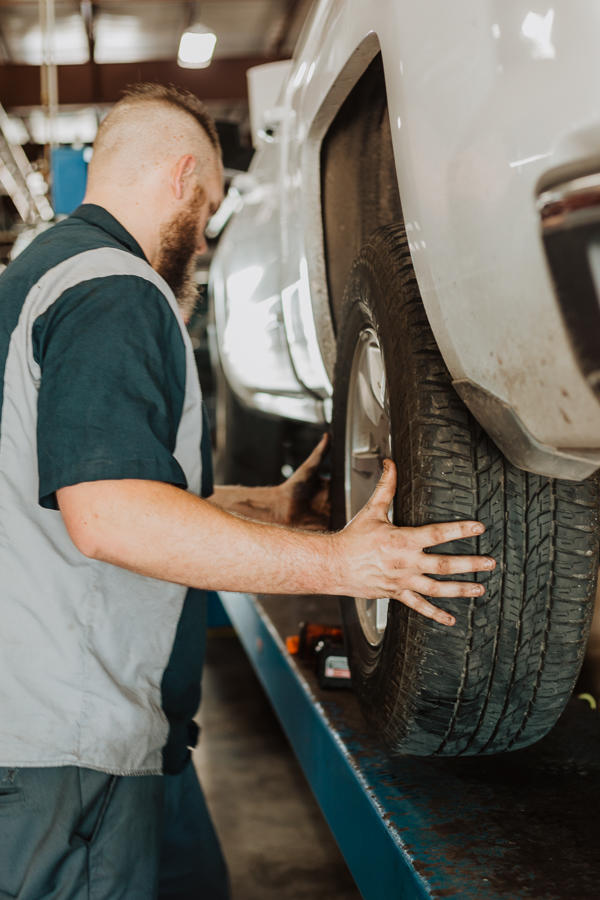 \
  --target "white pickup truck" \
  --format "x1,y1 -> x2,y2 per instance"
209,0 -> 600,756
